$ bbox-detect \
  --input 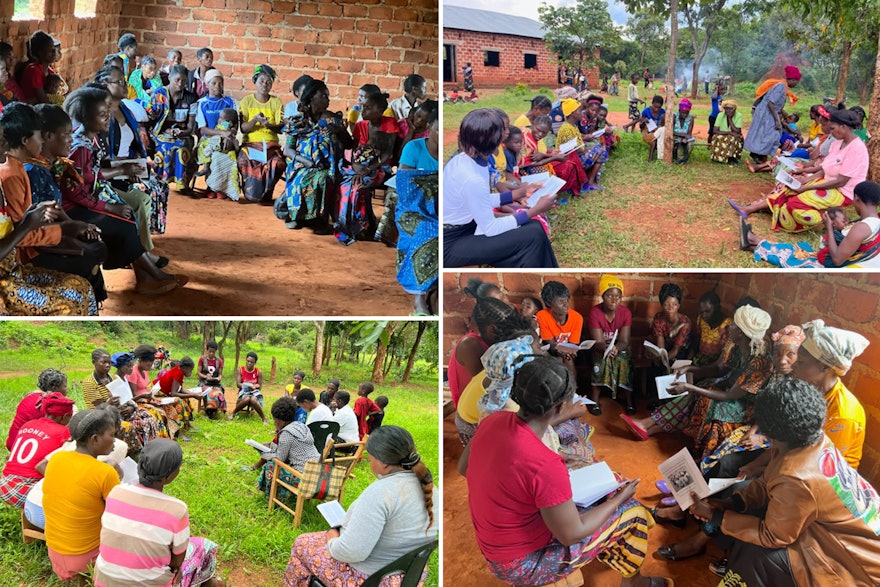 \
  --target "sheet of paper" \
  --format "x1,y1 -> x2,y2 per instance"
556,340 -> 589,353
776,156 -> 797,170
524,175 -> 566,208
157,397 -> 177,405
106,377 -> 133,405
120,457 -> 140,484
187,387 -> 205,396
572,395 -> 597,405
245,438 -> 271,452
248,142 -> 268,164
110,158 -> 150,180
316,500 -> 347,527
775,169 -> 801,190
591,129 -> 607,138
520,172 -> 550,185
646,119 -> 658,133
707,477 -> 741,496
657,447 -> 711,510
558,137 -> 579,154
570,461 -> 626,508
602,330 -> 618,360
